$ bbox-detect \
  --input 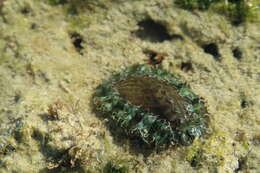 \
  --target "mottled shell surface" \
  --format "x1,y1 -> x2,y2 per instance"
114,76 -> 189,125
